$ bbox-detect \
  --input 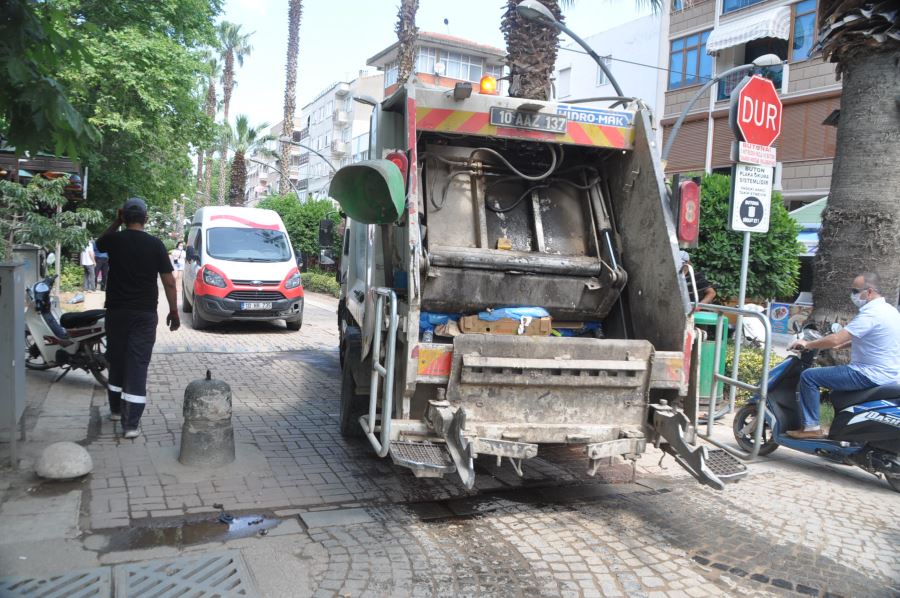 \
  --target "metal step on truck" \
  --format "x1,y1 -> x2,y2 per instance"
327,77 -> 747,490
